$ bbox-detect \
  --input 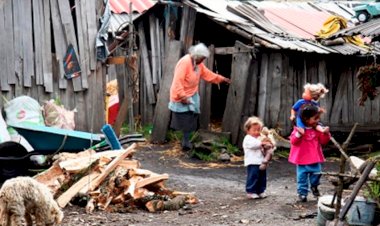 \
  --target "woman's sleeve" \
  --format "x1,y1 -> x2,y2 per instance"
171,59 -> 188,100
199,64 -> 225,83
